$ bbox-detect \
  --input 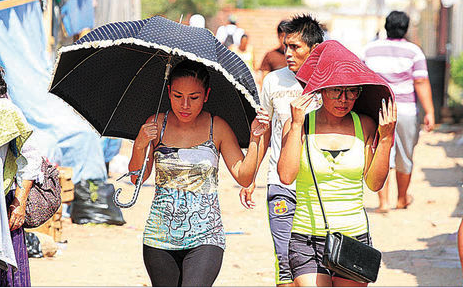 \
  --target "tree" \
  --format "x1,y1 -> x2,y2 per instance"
233,0 -> 302,9
451,53 -> 463,89
142,0 -> 218,20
